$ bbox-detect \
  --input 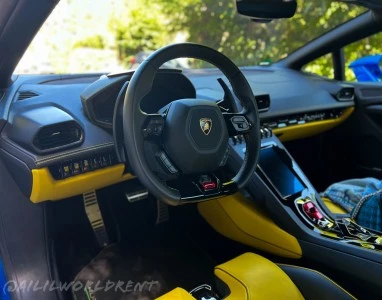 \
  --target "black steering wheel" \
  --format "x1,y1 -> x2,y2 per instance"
121,43 -> 260,205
